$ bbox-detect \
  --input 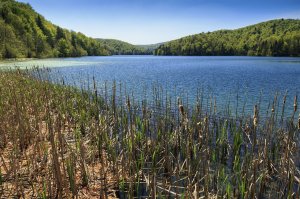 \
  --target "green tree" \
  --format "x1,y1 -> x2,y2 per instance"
57,38 -> 71,57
